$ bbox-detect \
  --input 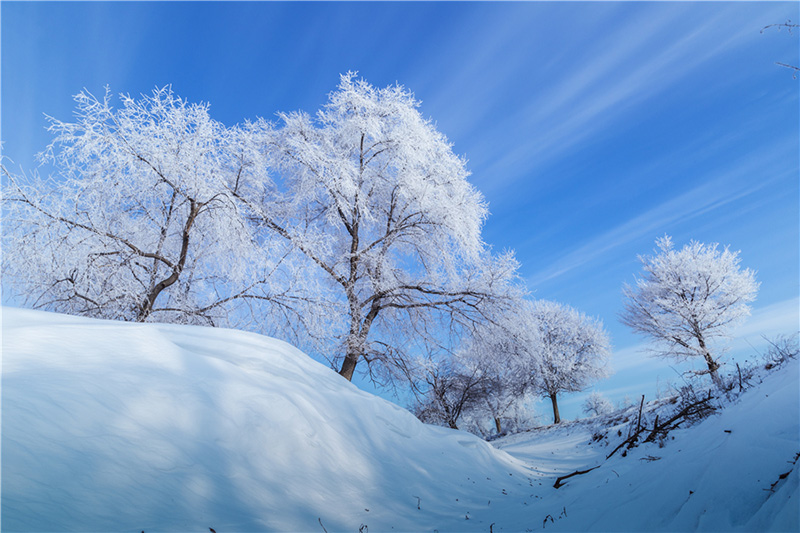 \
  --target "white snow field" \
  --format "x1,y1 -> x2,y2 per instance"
2,307 -> 798,532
